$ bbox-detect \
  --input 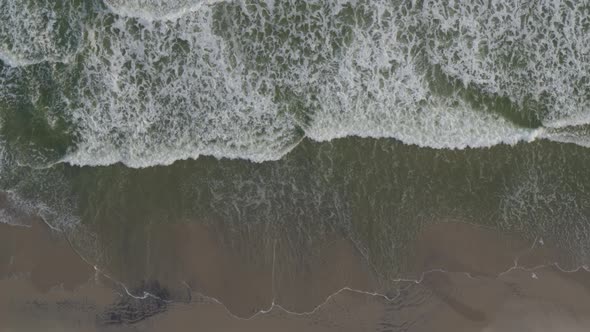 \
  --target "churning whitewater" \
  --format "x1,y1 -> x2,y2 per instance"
0,0 -> 589,167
